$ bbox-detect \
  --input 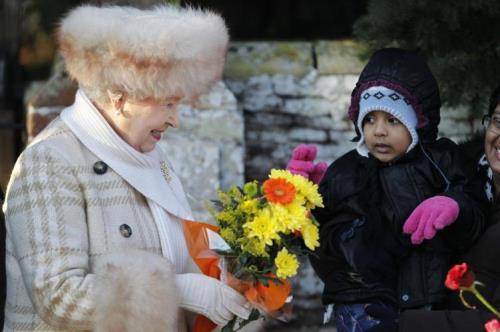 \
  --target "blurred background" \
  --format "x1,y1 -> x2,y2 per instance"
0,0 -> 499,330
